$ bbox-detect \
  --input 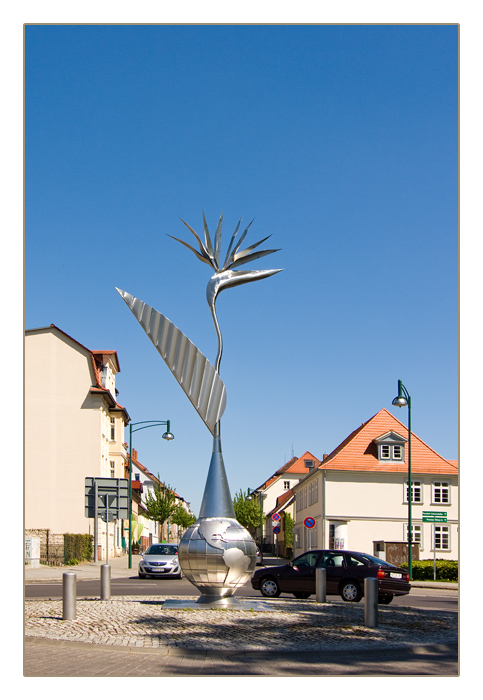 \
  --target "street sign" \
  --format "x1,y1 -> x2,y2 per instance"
85,477 -> 129,520
422,510 -> 447,523
272,513 -> 281,521
273,525 -> 281,534
304,517 -> 316,529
